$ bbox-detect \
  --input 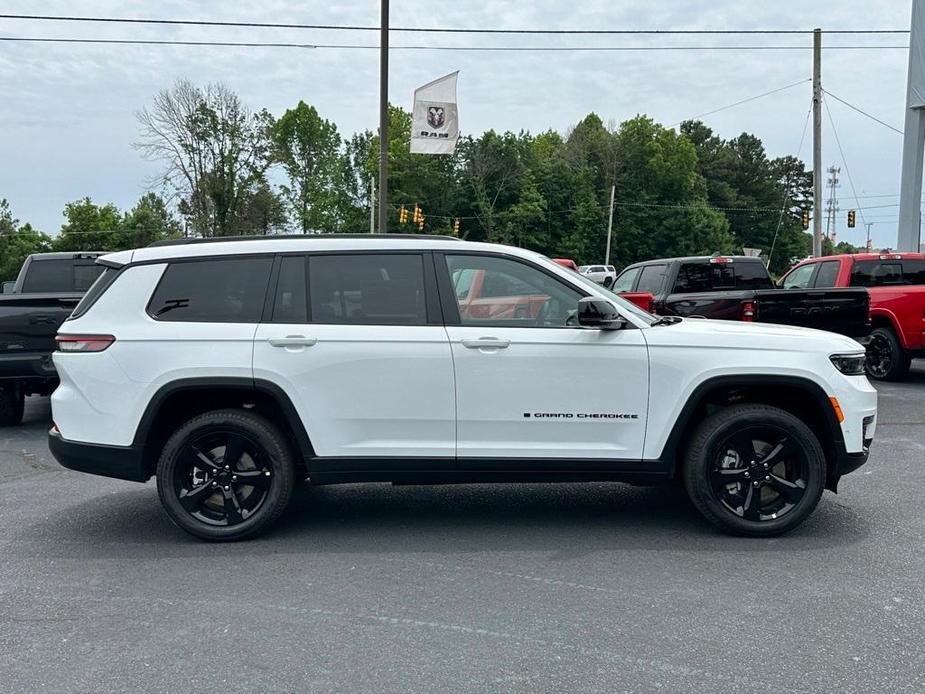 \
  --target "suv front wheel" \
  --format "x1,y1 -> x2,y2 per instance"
683,404 -> 826,537
156,409 -> 296,541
